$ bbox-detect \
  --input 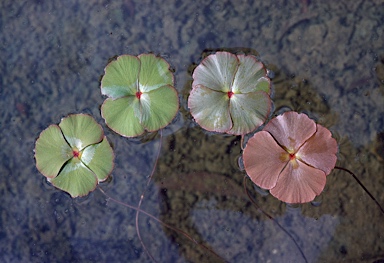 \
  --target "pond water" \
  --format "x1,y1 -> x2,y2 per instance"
1,0 -> 383,262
